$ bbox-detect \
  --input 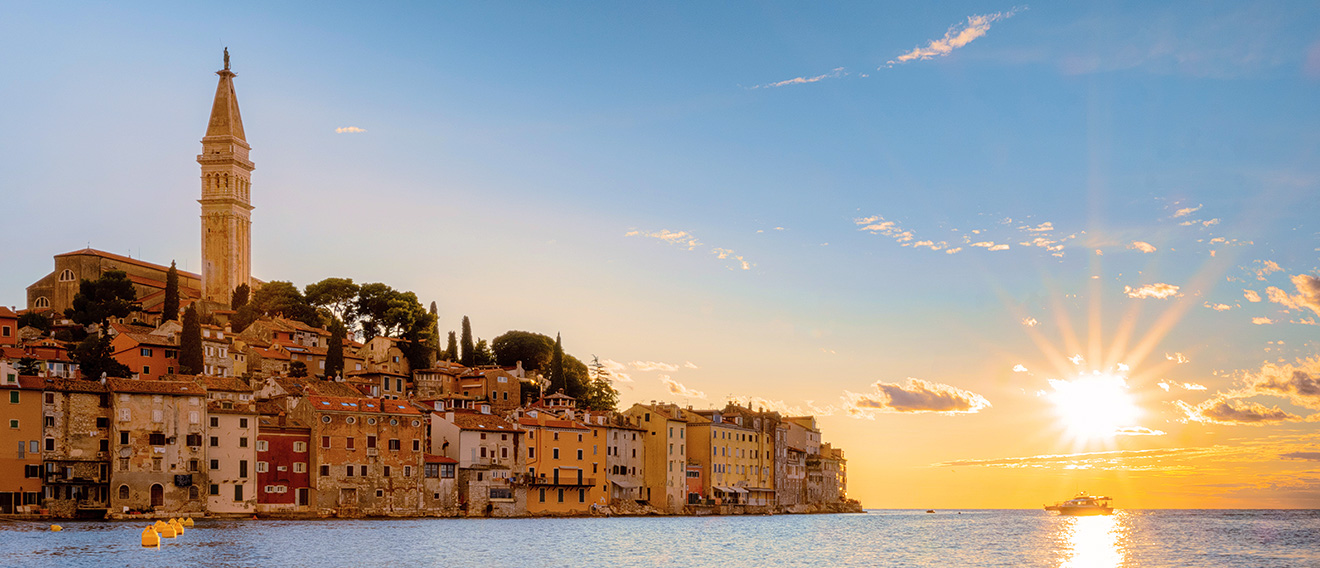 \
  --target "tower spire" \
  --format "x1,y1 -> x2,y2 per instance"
198,49 -> 254,306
